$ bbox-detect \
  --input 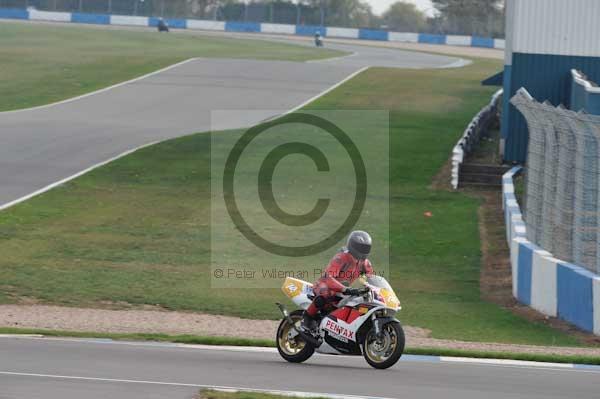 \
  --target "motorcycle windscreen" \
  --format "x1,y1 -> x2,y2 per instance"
367,276 -> 400,310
